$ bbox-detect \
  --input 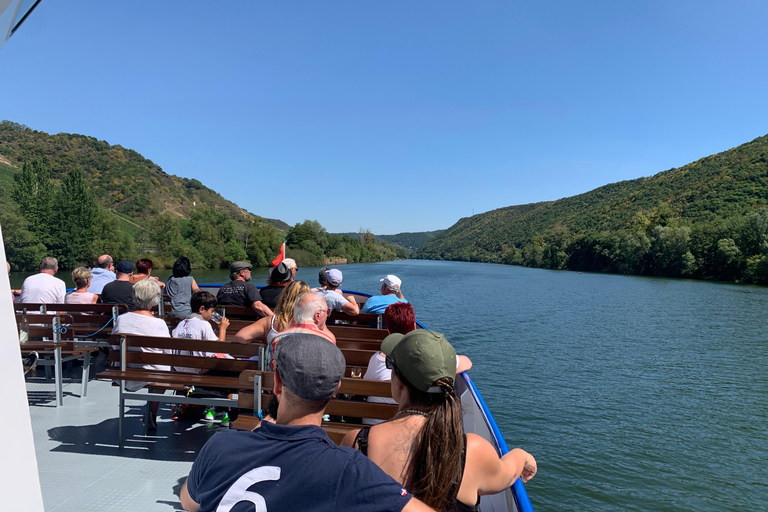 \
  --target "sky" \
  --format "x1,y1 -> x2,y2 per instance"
1,1 -> 768,234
